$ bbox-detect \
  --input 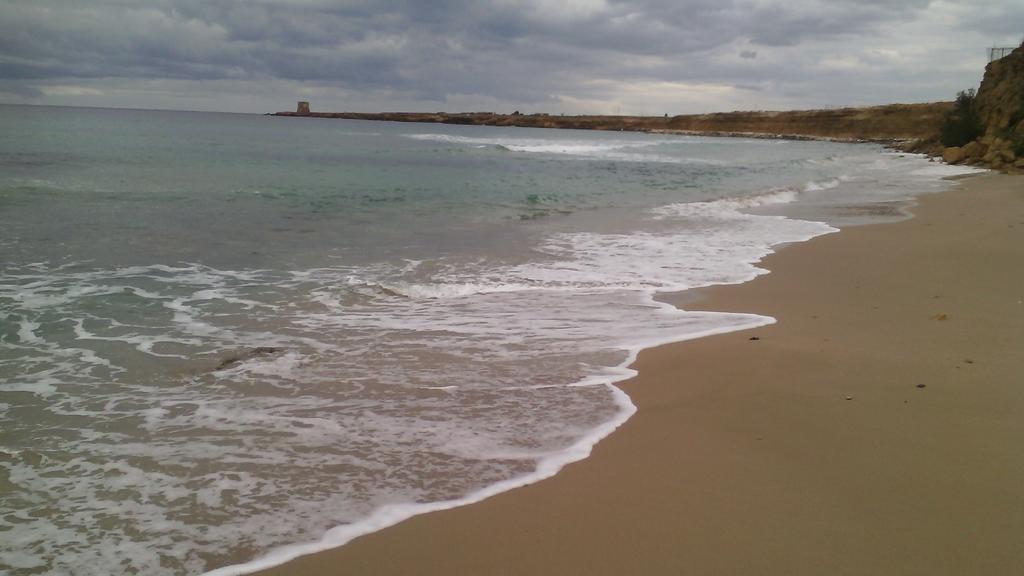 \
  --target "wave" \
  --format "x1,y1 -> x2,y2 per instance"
404,132 -> 661,154
199,180 -> 844,575
201,303 -> 772,576
402,133 -> 725,164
